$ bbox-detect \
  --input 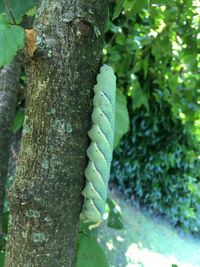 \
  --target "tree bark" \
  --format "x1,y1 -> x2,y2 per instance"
0,60 -> 20,233
5,1 -> 108,267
